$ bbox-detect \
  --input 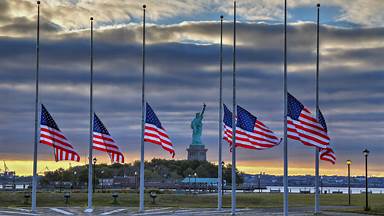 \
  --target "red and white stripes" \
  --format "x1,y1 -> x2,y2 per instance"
40,125 -> 80,162
92,132 -> 124,163
287,108 -> 329,149
320,147 -> 336,164
144,123 -> 175,157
